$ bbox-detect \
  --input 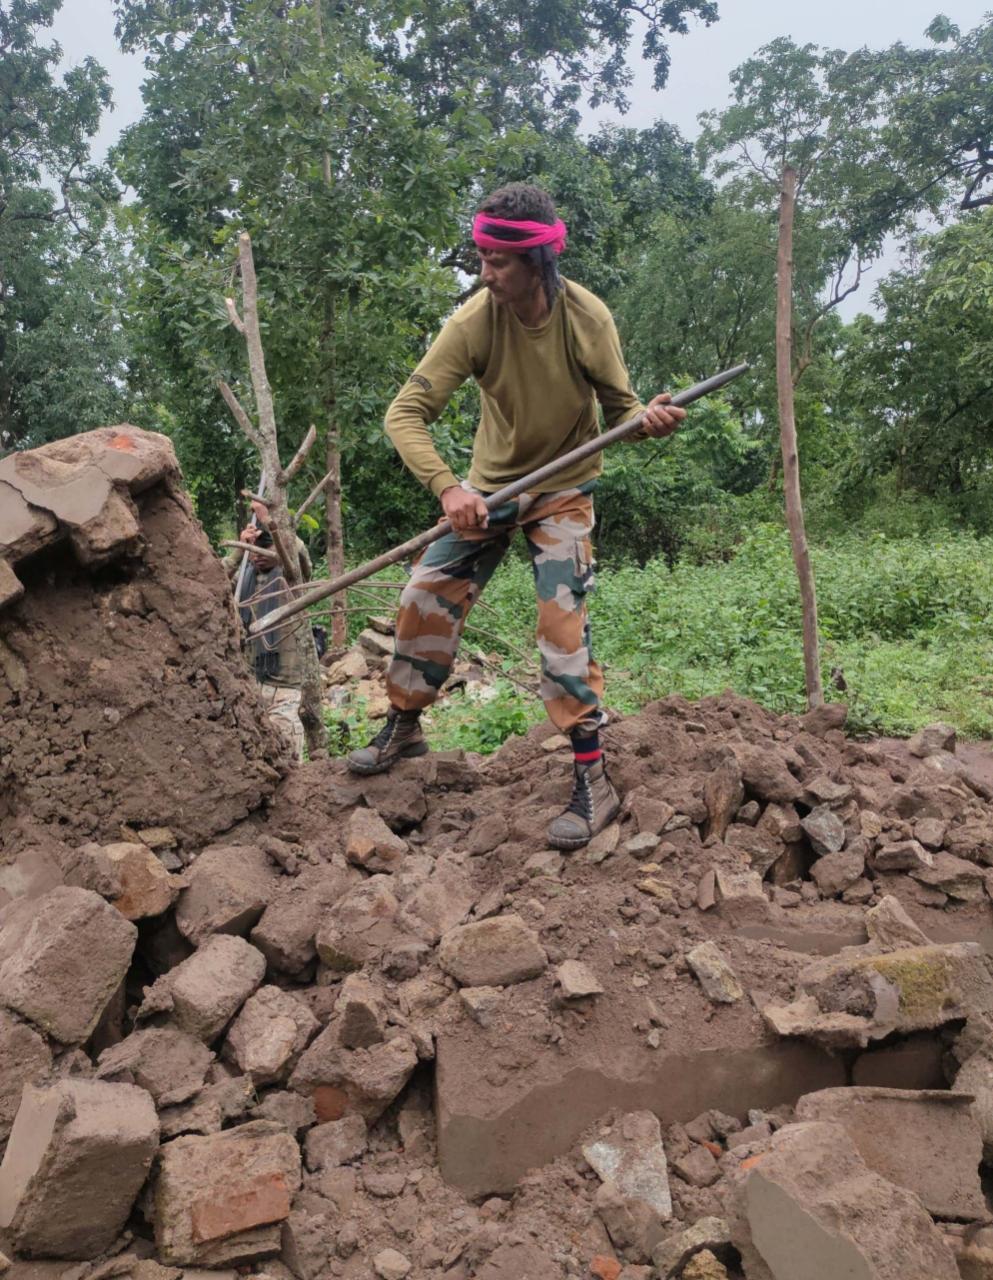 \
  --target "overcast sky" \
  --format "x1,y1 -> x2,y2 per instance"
49,0 -> 993,312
